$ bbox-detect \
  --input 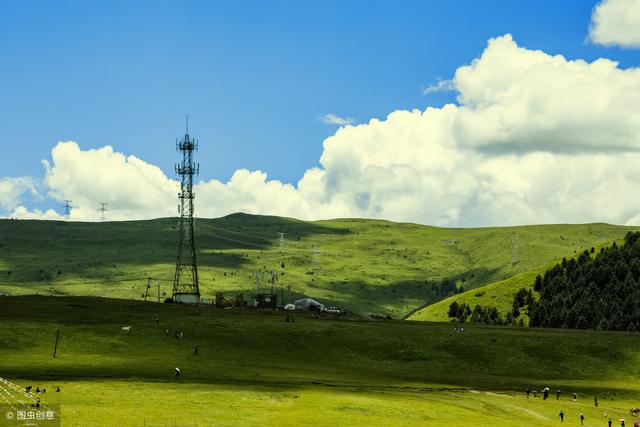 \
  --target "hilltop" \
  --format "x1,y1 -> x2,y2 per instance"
0,214 -> 633,316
